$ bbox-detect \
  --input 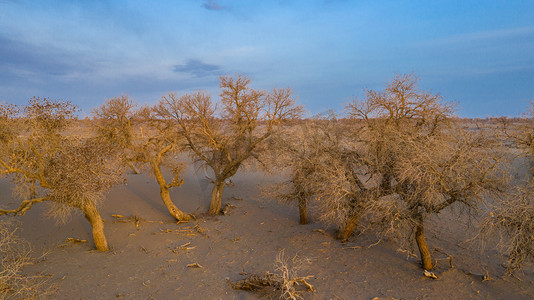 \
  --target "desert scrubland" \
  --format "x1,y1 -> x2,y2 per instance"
1,74 -> 533,299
